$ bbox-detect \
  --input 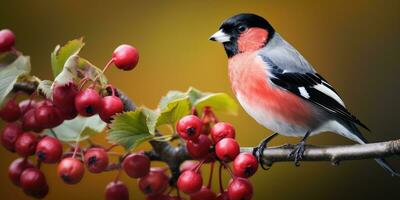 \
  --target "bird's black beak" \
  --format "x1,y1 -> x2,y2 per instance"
209,29 -> 230,43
